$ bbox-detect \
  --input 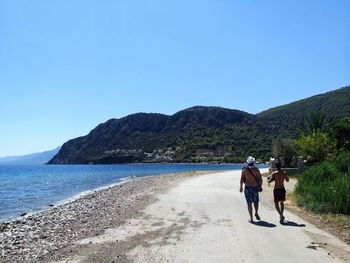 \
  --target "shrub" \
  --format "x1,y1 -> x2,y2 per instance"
295,131 -> 336,163
332,151 -> 350,173
295,159 -> 350,214
330,117 -> 350,152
